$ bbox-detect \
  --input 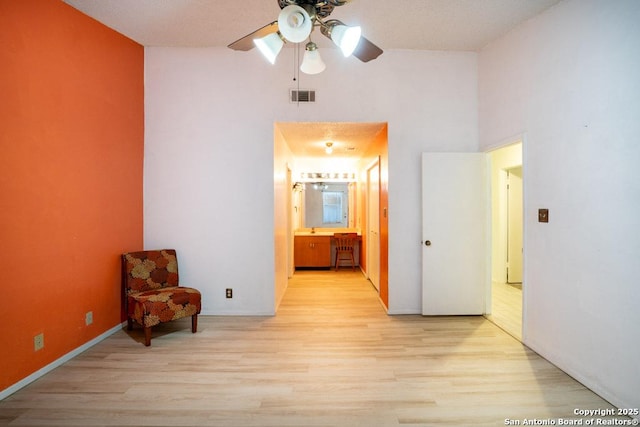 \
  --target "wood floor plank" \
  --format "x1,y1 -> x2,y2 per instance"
0,270 -> 619,426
